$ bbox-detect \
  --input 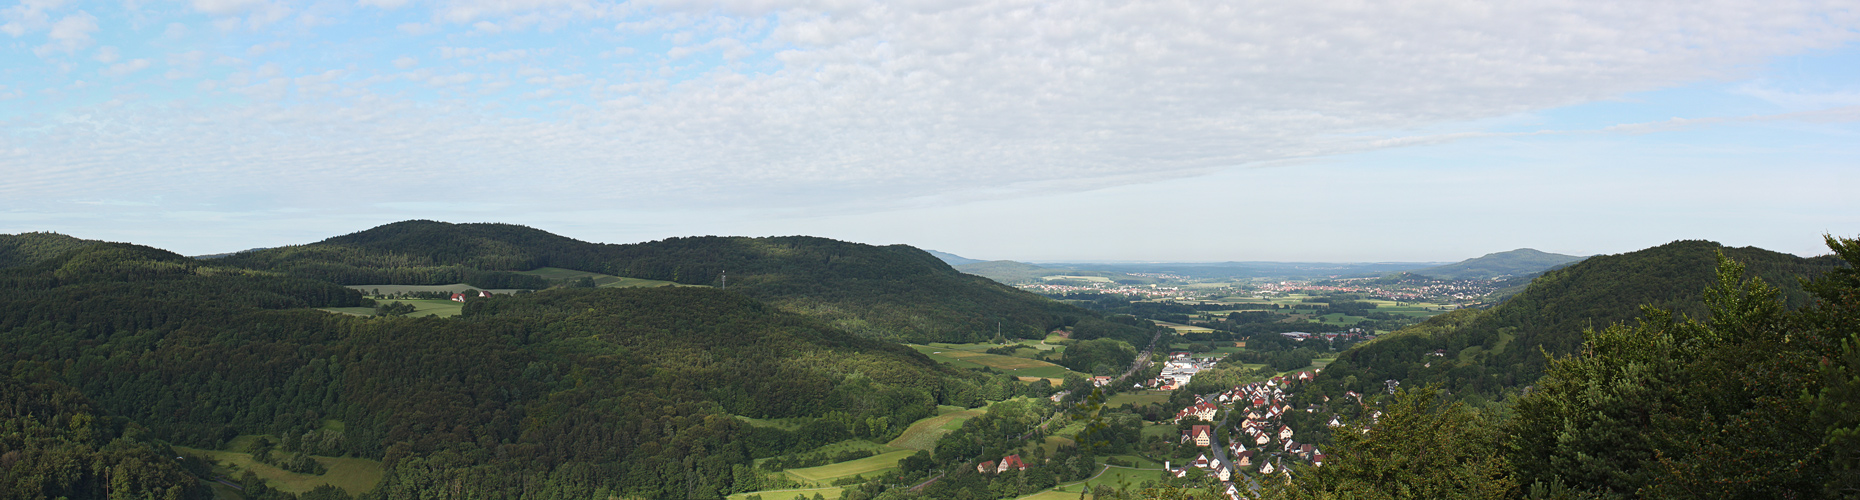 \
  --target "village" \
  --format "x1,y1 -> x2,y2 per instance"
1148,351 -> 1355,499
